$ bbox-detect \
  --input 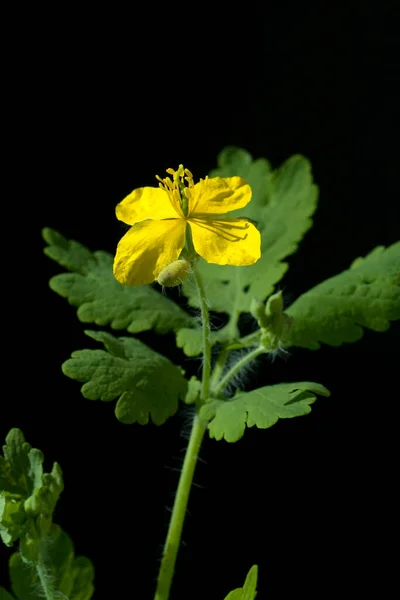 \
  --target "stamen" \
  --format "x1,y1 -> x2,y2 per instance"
184,168 -> 194,187
155,165 -> 196,210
